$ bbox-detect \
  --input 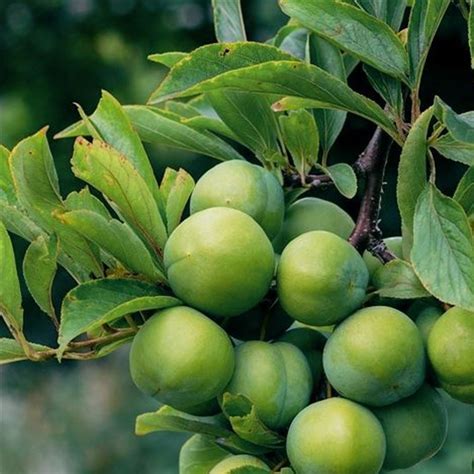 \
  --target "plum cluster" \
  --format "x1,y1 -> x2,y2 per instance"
129,161 -> 473,473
